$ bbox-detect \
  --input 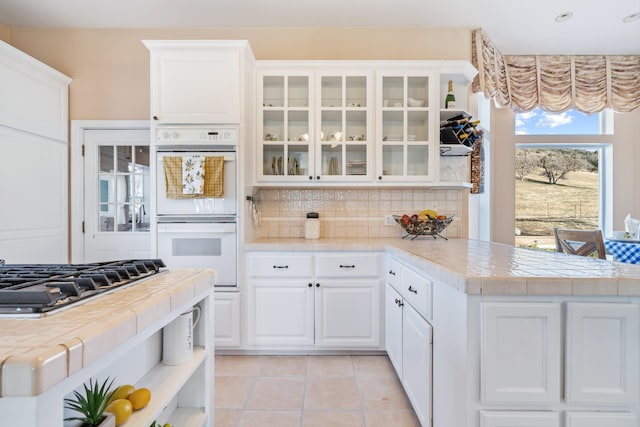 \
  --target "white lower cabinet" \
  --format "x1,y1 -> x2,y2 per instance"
214,291 -> 240,347
479,411 -> 560,427
247,252 -> 382,349
565,302 -> 639,405
481,302 -> 562,404
564,411 -> 638,427
385,280 -> 432,427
